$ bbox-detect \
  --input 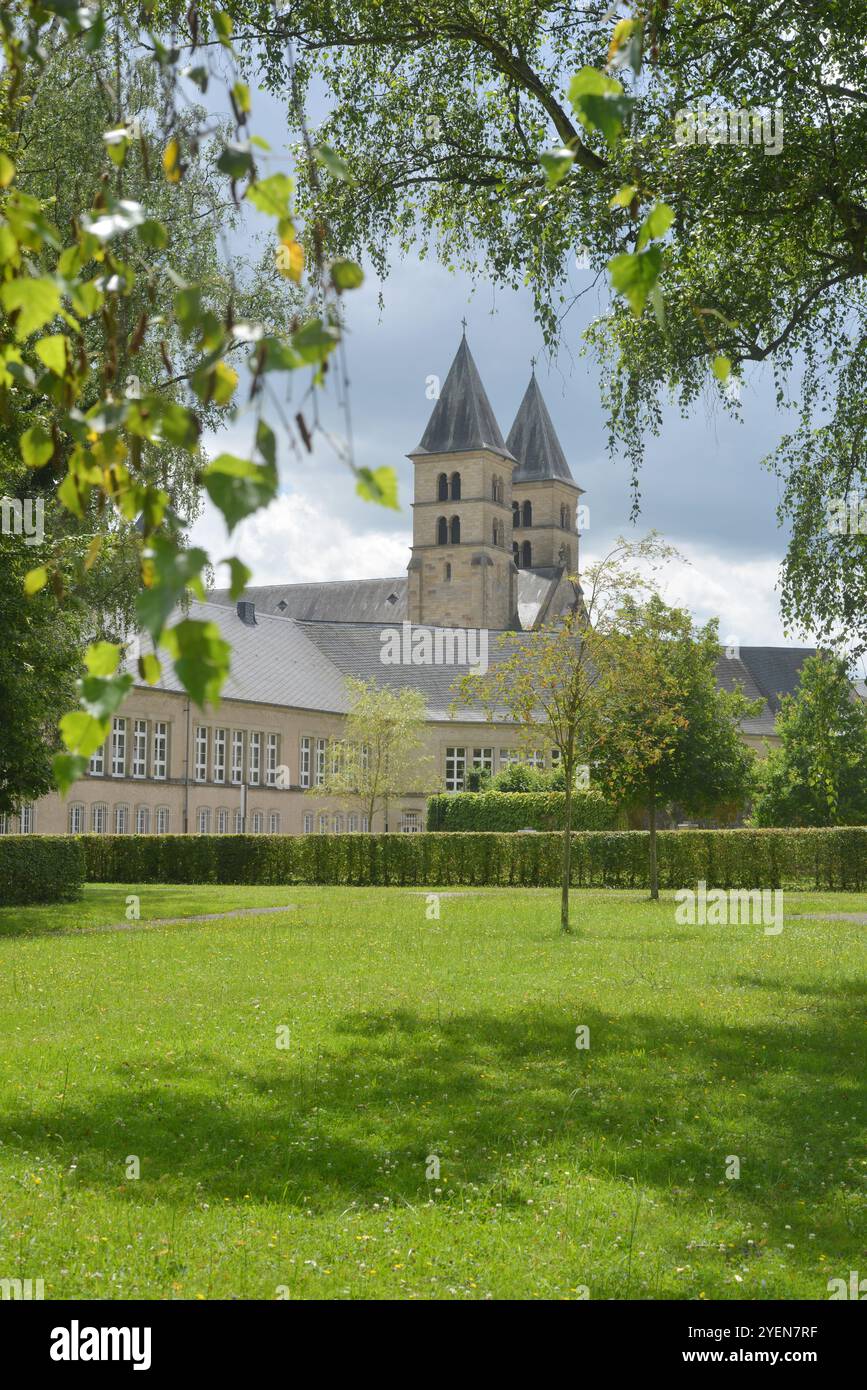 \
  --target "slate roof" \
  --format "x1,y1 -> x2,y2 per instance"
137,597 -> 809,739
209,577 -> 408,623
208,568 -> 570,631
410,335 -> 514,460
507,374 -> 579,486
737,646 -> 816,714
